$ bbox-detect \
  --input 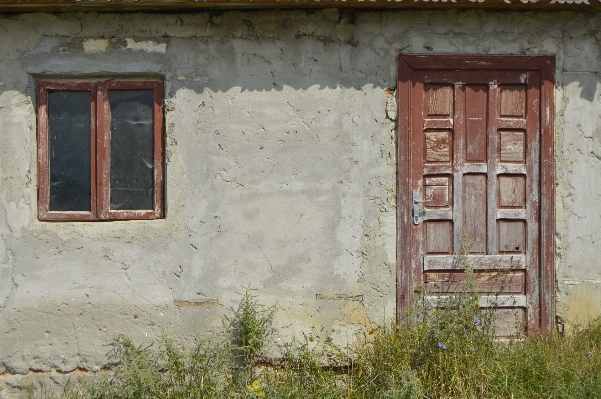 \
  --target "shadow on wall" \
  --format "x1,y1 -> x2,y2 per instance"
565,72 -> 600,102
17,9 -> 391,95
7,9 -> 599,101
